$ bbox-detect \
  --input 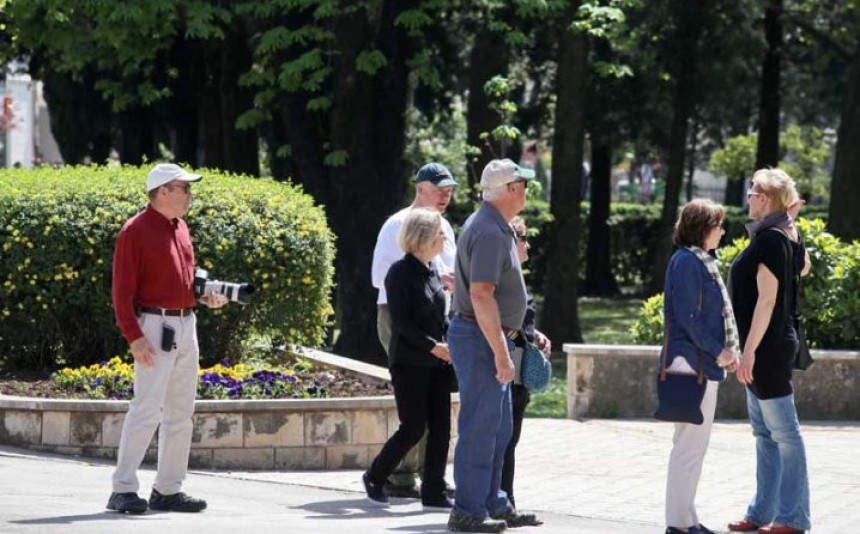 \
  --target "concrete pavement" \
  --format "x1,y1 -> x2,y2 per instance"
2,418 -> 858,533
